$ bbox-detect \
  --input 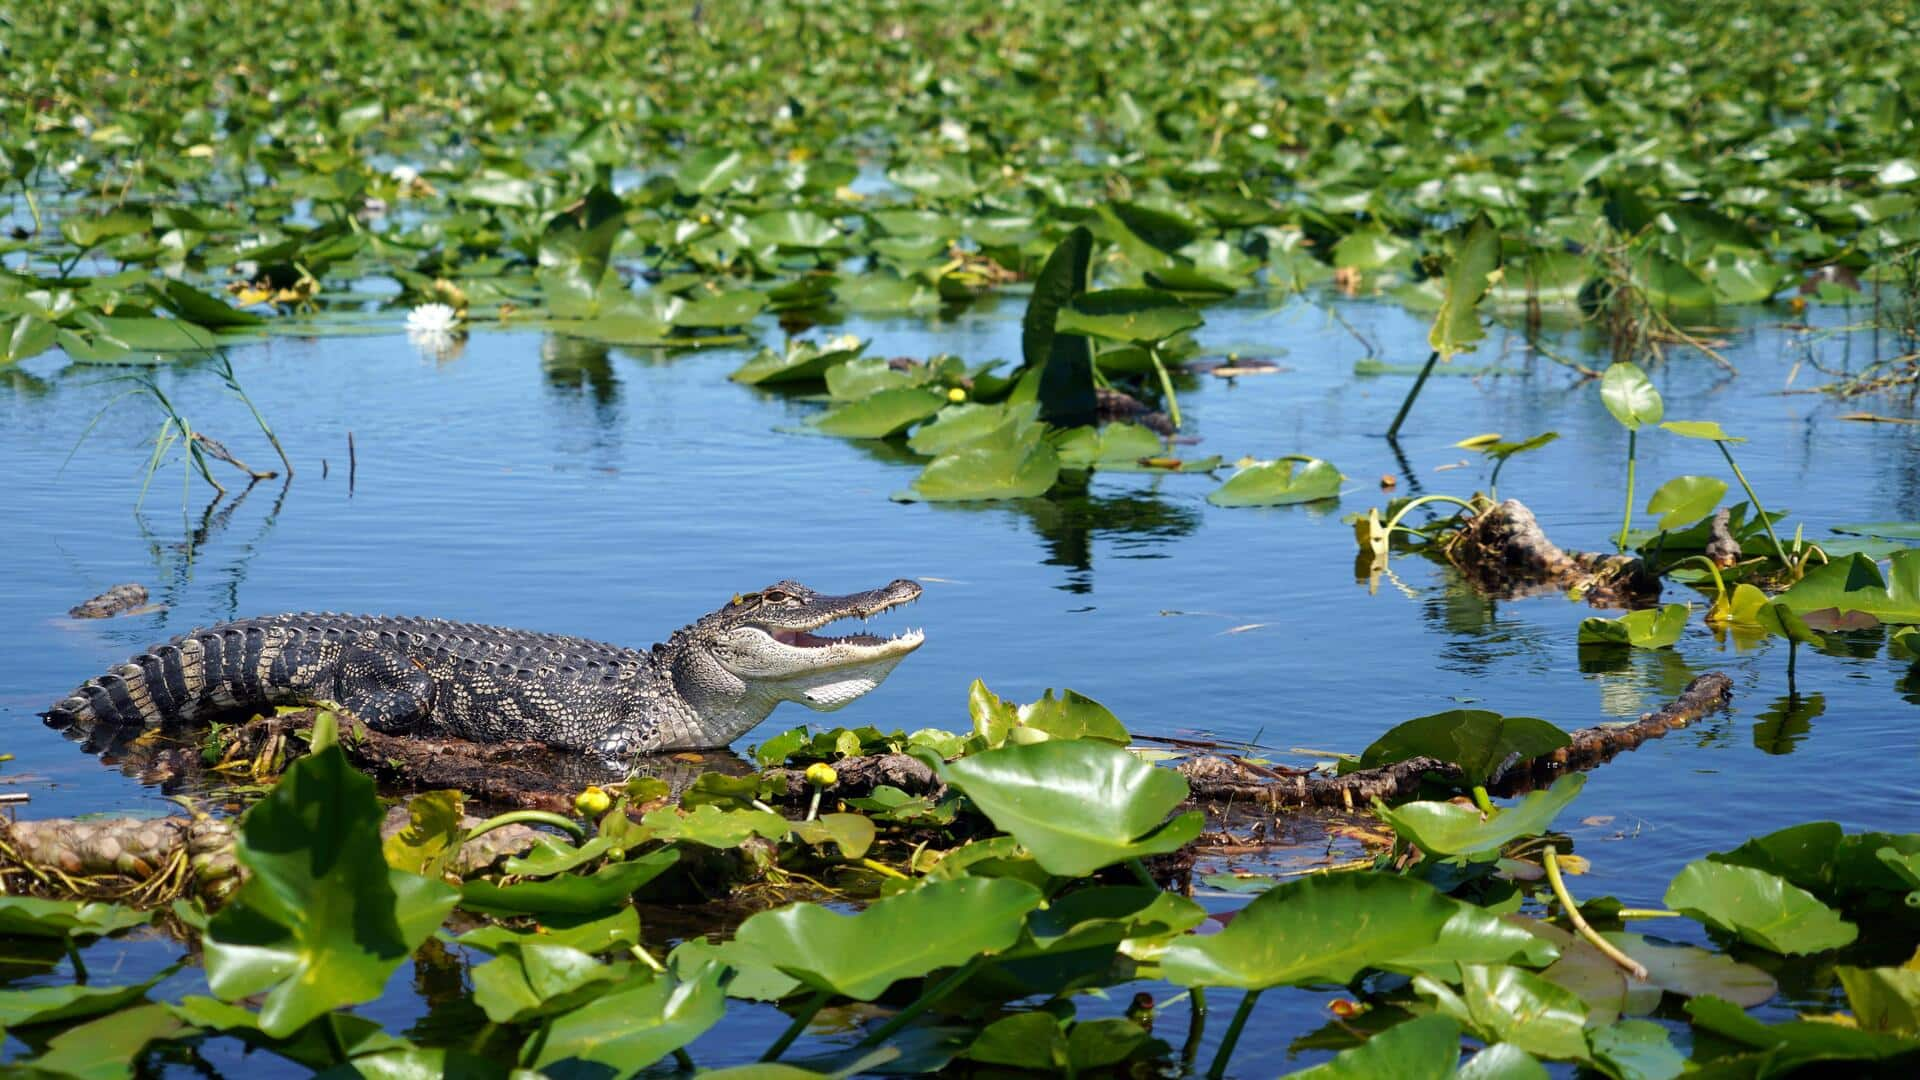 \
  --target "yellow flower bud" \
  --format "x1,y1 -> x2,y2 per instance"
574,785 -> 612,817
946,387 -> 967,403
805,762 -> 839,787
